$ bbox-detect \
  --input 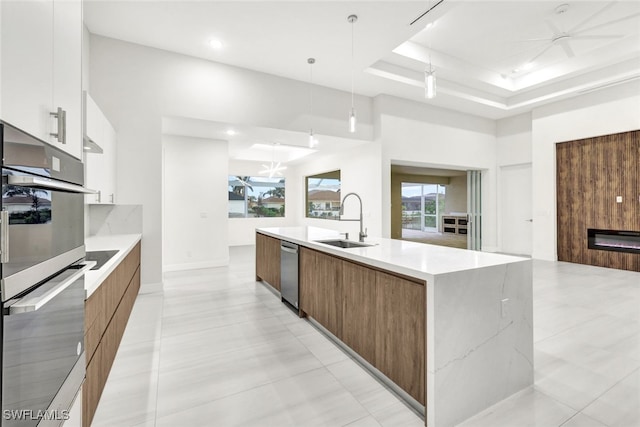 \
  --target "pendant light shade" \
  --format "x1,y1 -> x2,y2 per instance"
348,14 -> 358,133
349,108 -> 356,133
425,66 -> 436,99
